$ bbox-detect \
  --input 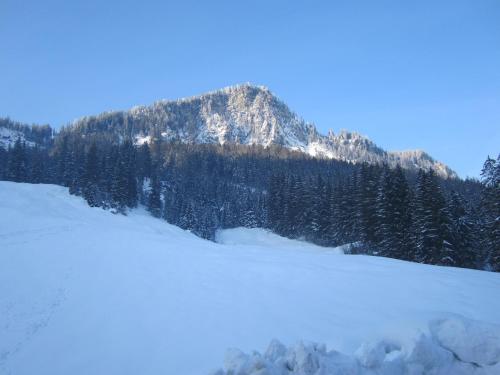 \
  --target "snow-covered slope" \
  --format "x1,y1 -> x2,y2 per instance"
1,182 -> 499,375
0,118 -> 53,149
67,84 -> 457,178
0,126 -> 36,149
